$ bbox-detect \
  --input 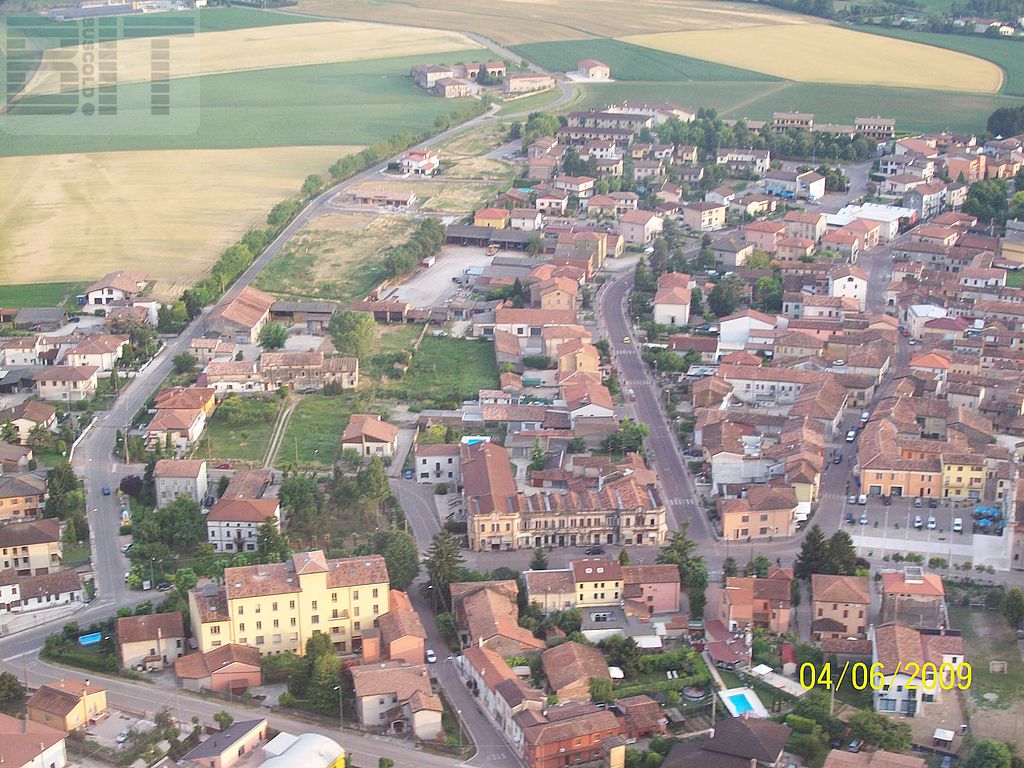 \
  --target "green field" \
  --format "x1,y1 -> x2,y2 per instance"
396,336 -> 498,403
0,281 -> 86,307
4,7 -> 315,50
193,407 -> 280,465
513,38 -> 776,82
0,51 -> 482,155
856,26 -> 1024,96
578,80 -> 1023,134
1007,269 -> 1024,288
278,393 -> 356,467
